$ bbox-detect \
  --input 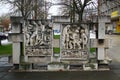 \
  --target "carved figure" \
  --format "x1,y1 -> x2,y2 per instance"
62,25 -> 88,58
29,21 -> 38,46
62,25 -> 70,49
81,29 -> 88,49
72,27 -> 82,49
24,20 -> 52,56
